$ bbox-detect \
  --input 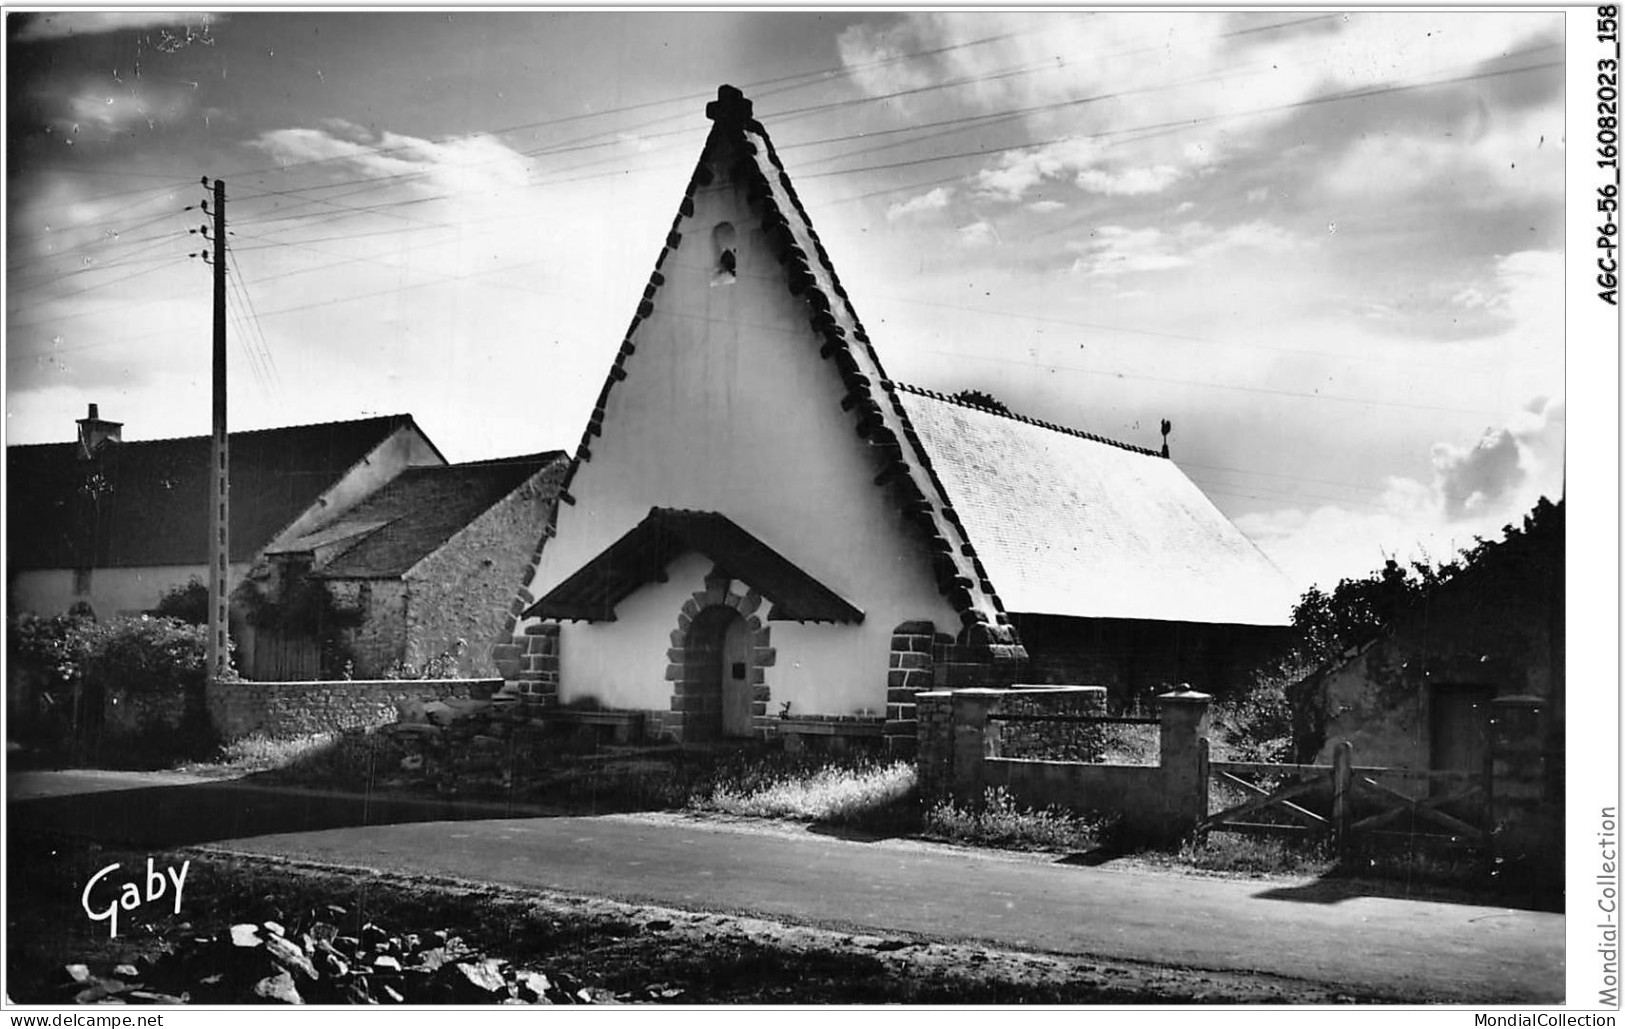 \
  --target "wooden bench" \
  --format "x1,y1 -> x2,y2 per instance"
775,717 -> 883,753
545,708 -> 646,744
